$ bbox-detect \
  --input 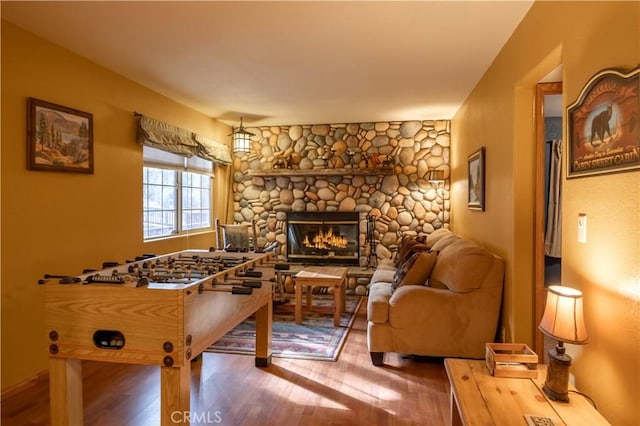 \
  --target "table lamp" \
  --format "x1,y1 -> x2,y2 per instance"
538,285 -> 589,402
